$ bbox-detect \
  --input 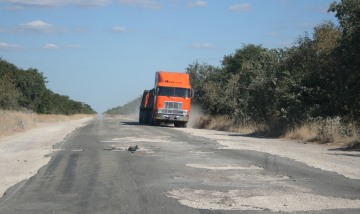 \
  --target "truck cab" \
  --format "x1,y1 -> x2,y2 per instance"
139,71 -> 192,127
